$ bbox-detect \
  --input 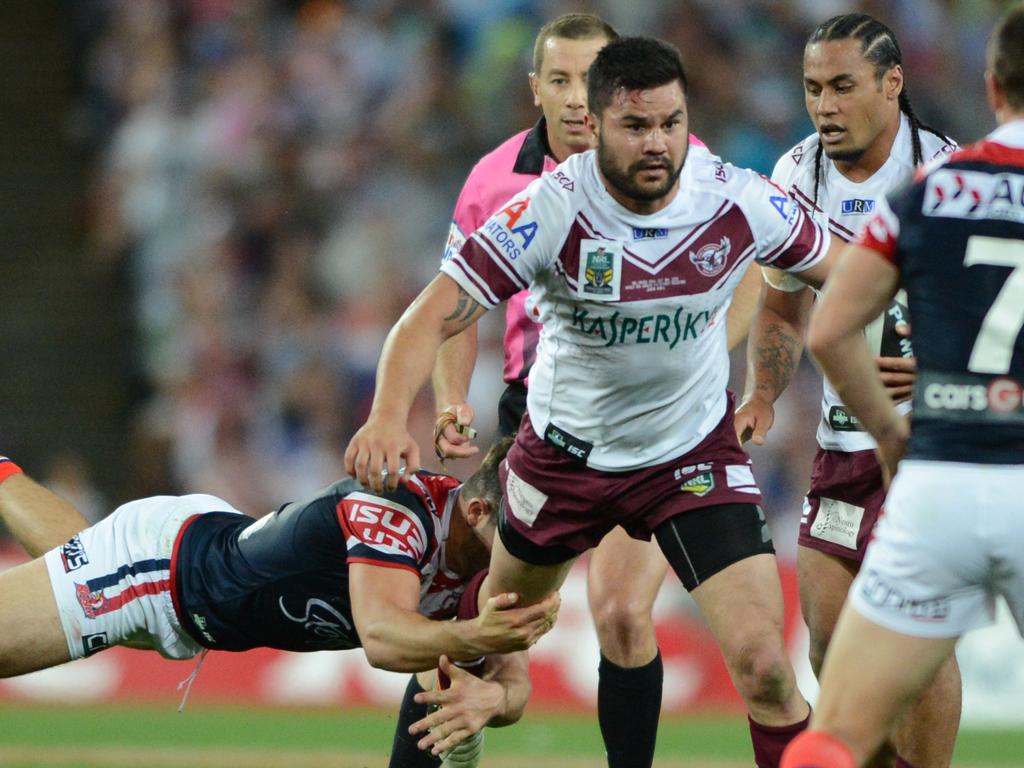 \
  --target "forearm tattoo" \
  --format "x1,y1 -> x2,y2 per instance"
755,322 -> 802,400
443,285 -> 483,328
